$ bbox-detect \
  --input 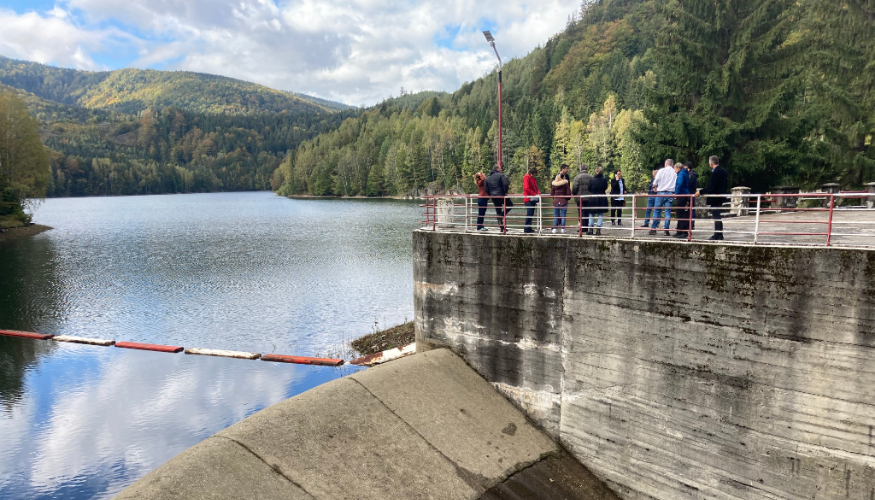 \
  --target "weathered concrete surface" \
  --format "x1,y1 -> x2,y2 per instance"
352,347 -> 557,485
415,230 -> 875,500
480,452 -> 620,500
114,437 -> 313,500
115,349 -> 565,500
